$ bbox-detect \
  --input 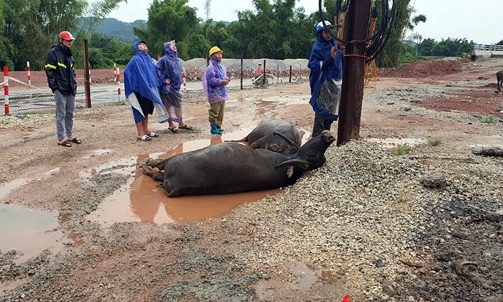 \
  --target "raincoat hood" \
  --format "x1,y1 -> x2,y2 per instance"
163,41 -> 178,59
